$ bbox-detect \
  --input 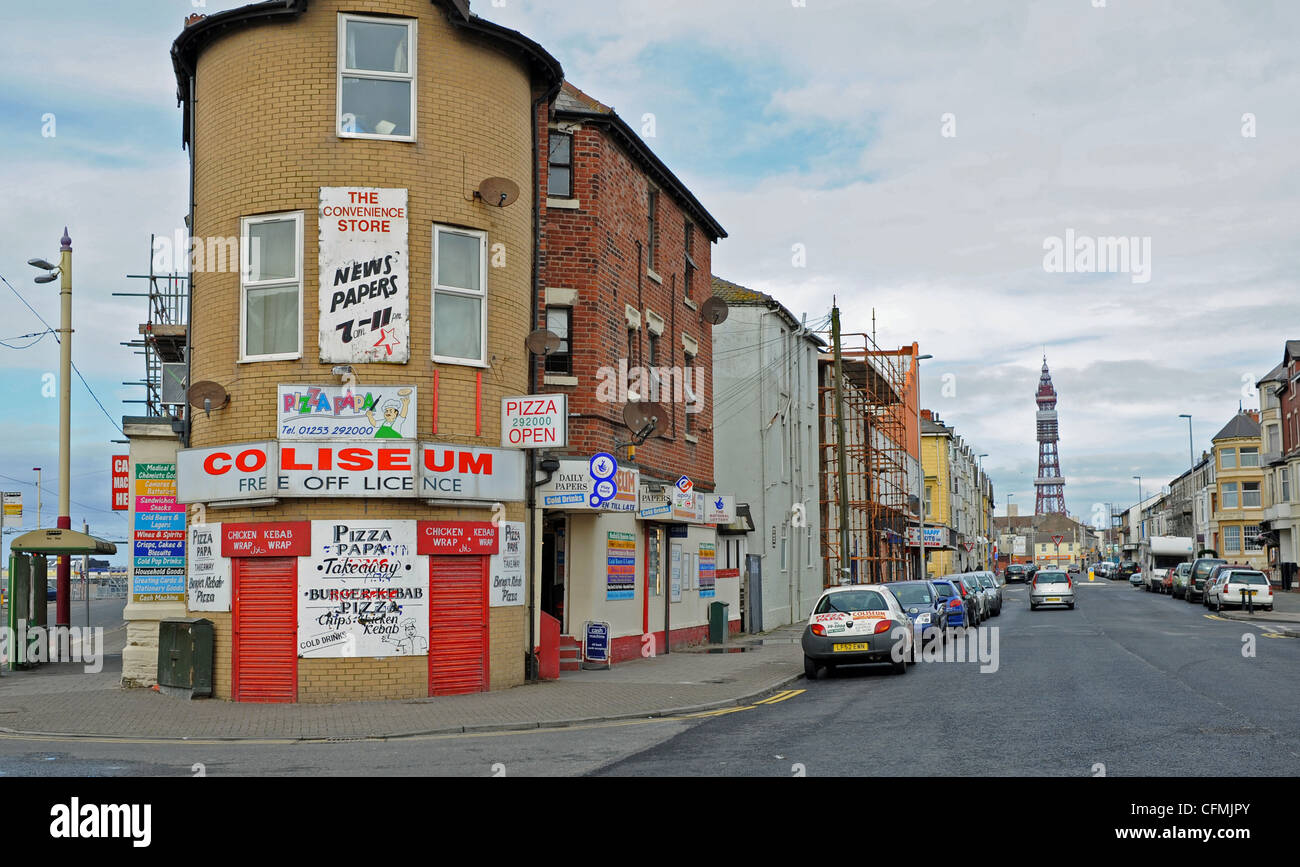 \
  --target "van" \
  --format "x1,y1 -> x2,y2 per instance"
1185,557 -> 1227,603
